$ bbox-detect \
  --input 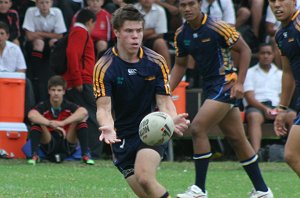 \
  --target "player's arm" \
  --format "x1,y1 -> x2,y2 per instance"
170,56 -> 188,91
230,36 -> 251,98
279,56 -> 295,108
28,109 -> 51,126
156,94 -> 189,136
274,56 -> 295,136
60,107 -> 88,126
96,97 -> 120,144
